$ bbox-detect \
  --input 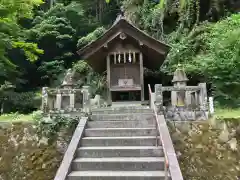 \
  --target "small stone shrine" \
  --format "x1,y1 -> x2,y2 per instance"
152,66 -> 208,121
